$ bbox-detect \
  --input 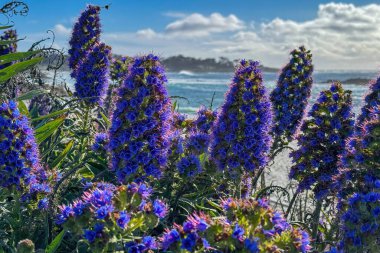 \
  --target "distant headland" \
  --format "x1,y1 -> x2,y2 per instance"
160,55 -> 279,73
43,54 -> 279,73
322,78 -> 371,86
